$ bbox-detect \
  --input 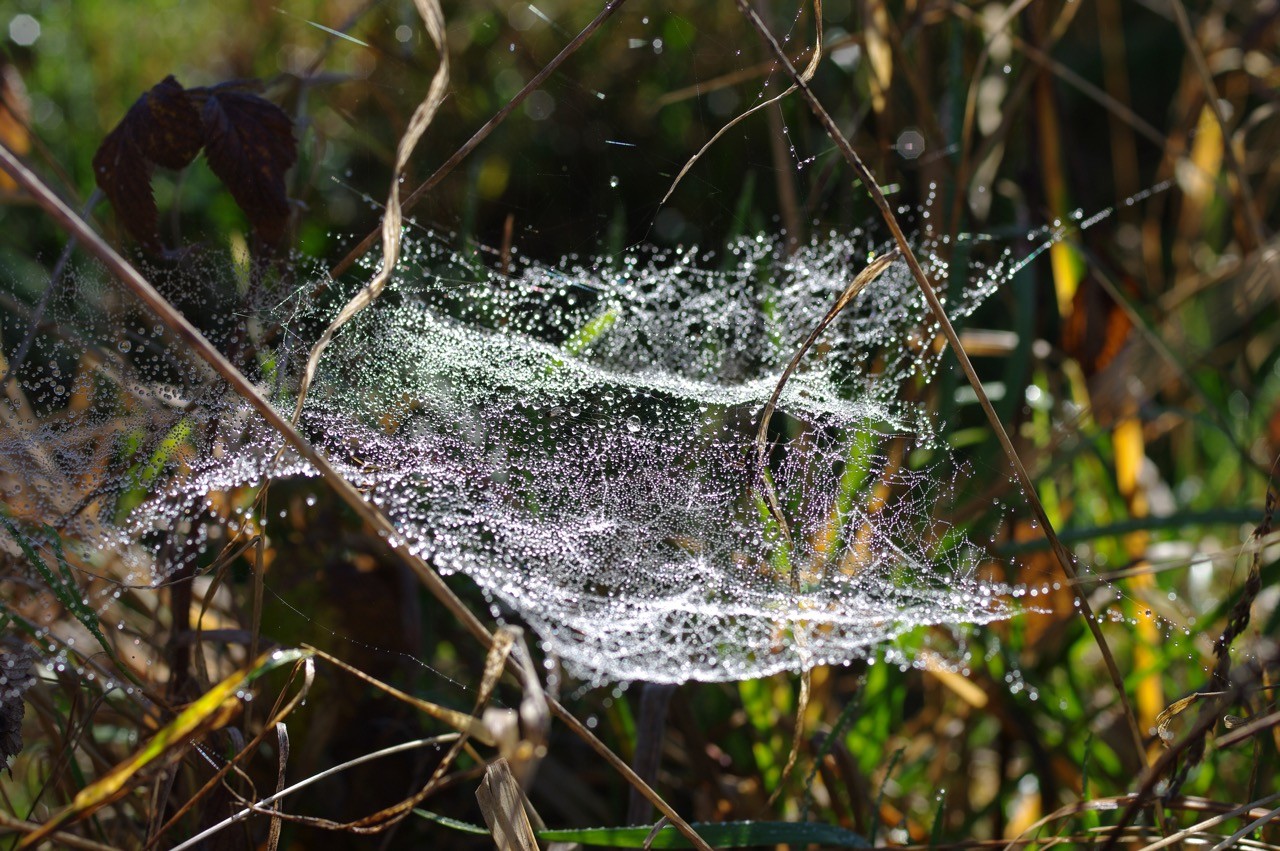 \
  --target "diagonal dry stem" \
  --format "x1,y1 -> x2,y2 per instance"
660,0 -> 823,209
0,142 -> 714,851
733,0 -> 1148,767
